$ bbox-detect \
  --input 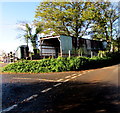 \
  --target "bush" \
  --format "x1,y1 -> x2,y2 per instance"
2,53 -> 120,73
